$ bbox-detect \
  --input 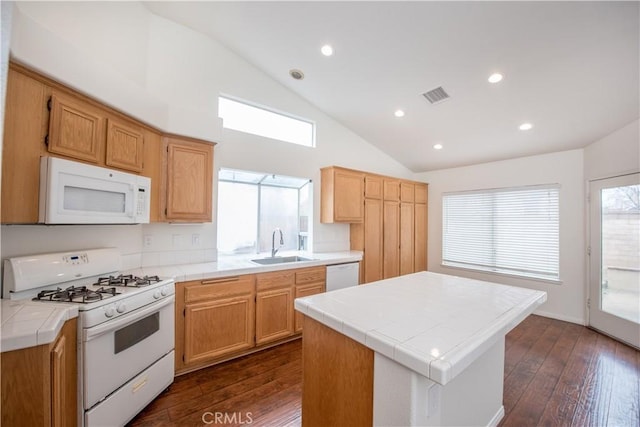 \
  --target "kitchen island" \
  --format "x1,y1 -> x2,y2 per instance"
294,271 -> 547,426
